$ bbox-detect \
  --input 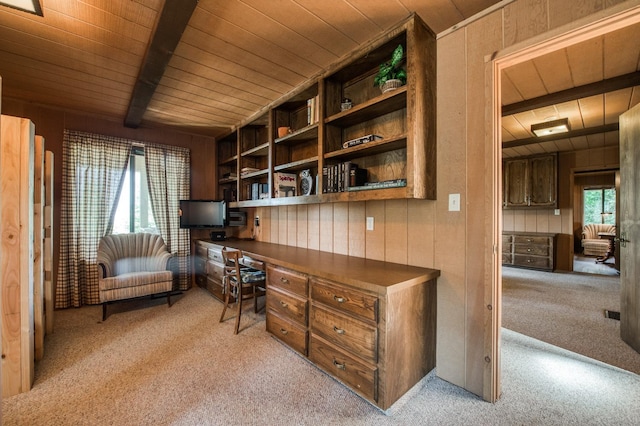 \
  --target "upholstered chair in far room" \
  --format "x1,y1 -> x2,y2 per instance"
219,247 -> 266,334
581,223 -> 616,257
97,233 -> 176,320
